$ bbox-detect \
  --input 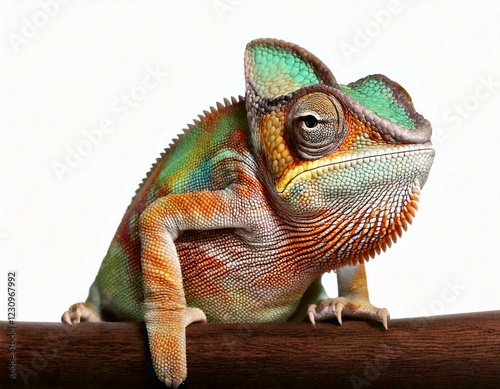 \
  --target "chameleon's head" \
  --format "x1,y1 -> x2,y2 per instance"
244,39 -> 434,257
